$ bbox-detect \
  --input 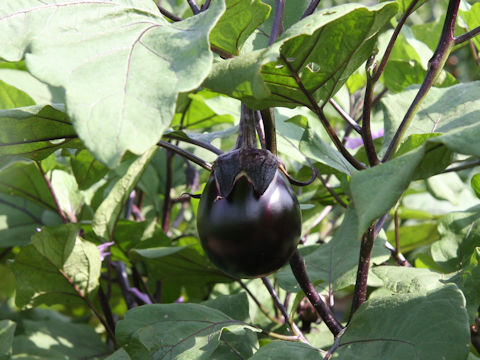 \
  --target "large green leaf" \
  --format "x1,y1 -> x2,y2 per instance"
381,82 -> 480,156
276,208 -> 390,292
115,303 -> 258,359
92,147 -> 157,240
0,105 -> 76,161
10,224 -> 101,308
337,285 -> 470,360
210,0 -> 270,56
460,3 -> 480,50
0,0 -> 225,166
204,2 -> 398,109
249,341 -> 324,359
70,149 -> 109,190
0,80 -> 34,109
